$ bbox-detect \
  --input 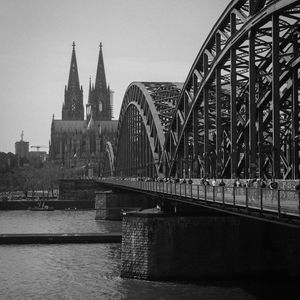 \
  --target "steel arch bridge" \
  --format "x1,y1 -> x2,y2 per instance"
112,0 -> 300,180
165,0 -> 300,180
114,82 -> 183,178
